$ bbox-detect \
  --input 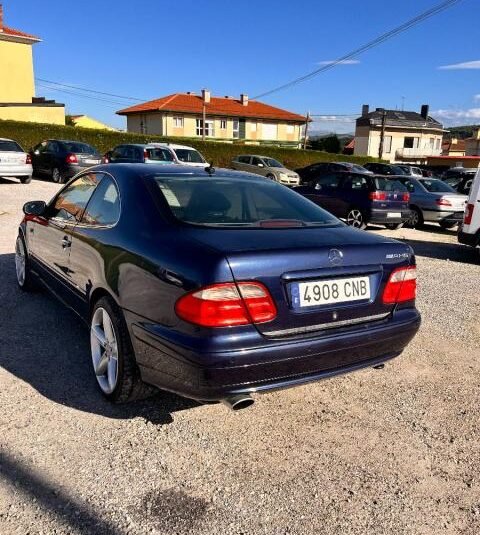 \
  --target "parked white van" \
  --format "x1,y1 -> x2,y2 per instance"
458,166 -> 480,258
